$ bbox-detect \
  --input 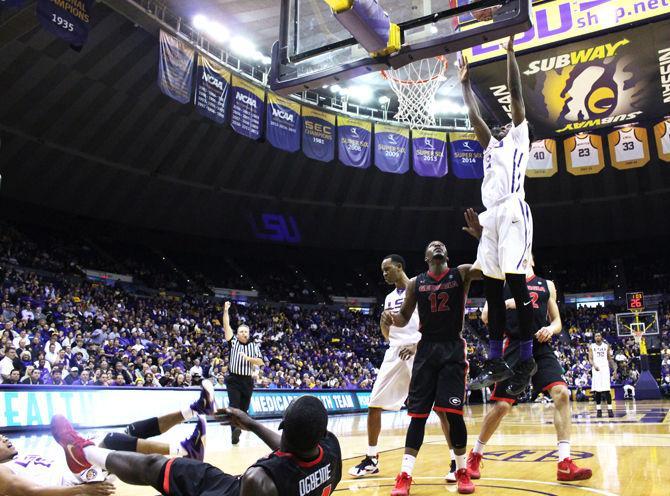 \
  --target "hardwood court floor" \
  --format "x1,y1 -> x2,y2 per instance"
7,400 -> 670,495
